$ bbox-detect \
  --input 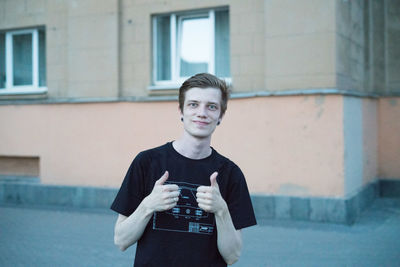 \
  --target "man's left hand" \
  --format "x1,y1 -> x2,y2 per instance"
196,172 -> 227,216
